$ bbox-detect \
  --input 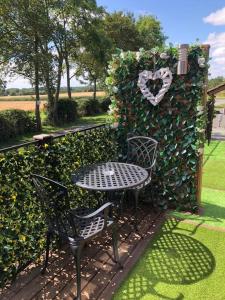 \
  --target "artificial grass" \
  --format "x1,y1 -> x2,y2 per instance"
114,141 -> 225,299
172,188 -> 225,228
113,219 -> 225,300
203,160 -> 225,191
204,140 -> 225,163
172,141 -> 225,227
